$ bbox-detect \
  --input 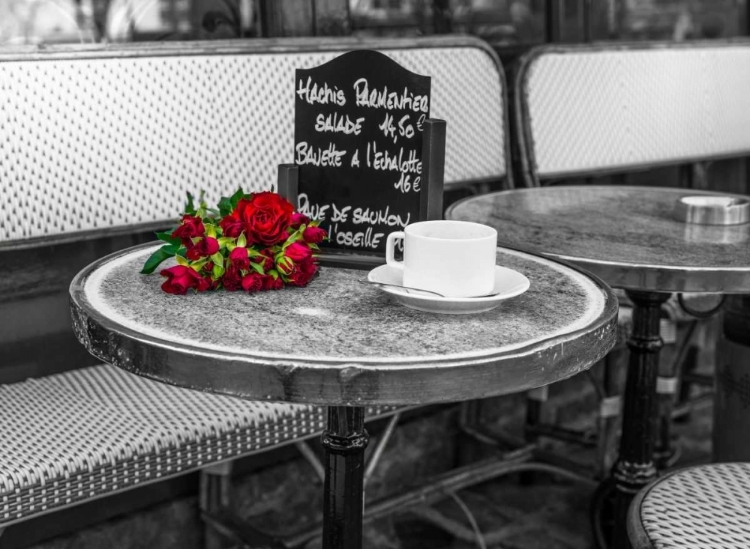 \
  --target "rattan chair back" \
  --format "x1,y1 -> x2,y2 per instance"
0,36 -> 510,245
514,40 -> 750,187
